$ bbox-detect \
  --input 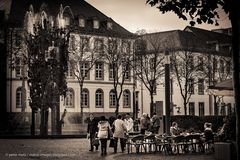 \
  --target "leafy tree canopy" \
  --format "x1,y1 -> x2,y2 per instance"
146,0 -> 231,26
